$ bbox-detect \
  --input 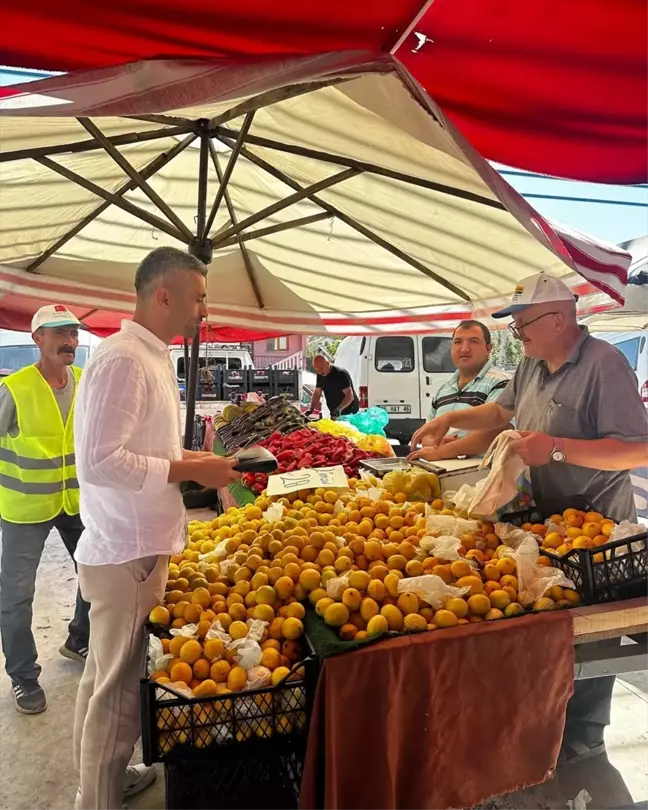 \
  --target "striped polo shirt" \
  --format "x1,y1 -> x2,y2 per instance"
428,359 -> 510,437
